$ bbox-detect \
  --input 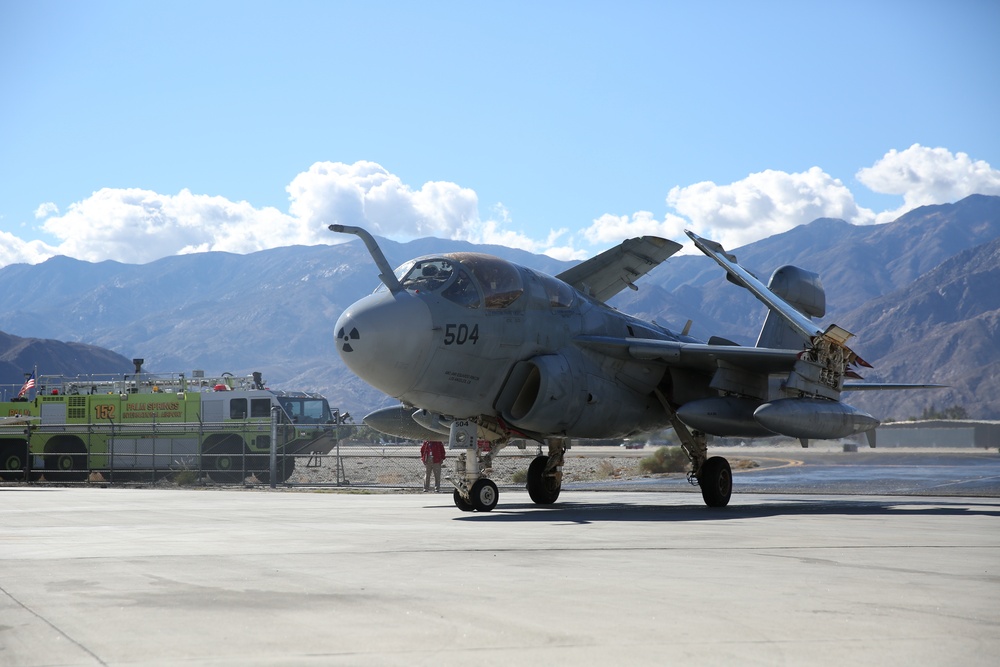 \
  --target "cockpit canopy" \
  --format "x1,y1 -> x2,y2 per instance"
384,252 -> 524,309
